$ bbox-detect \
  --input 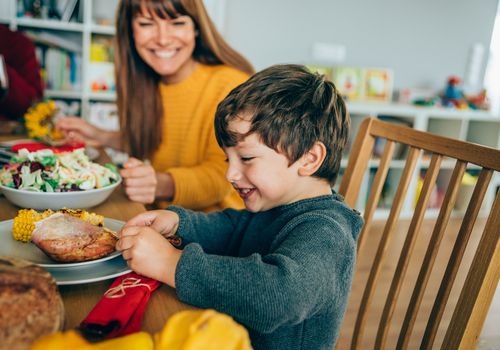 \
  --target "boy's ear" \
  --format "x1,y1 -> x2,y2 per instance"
298,141 -> 327,176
